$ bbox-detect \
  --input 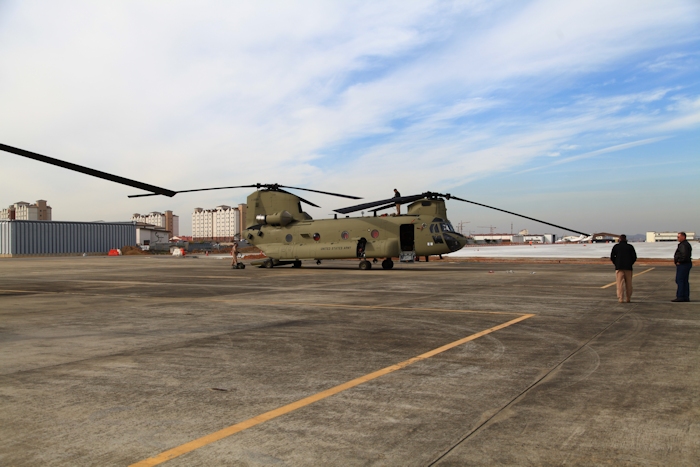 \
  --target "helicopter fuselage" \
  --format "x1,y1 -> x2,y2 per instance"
243,191 -> 467,262
246,215 -> 465,261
